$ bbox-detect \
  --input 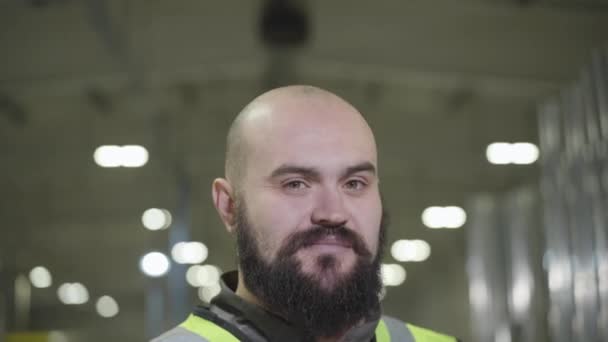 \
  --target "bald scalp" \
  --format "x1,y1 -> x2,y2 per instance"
224,108 -> 247,191
224,85 -> 370,193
